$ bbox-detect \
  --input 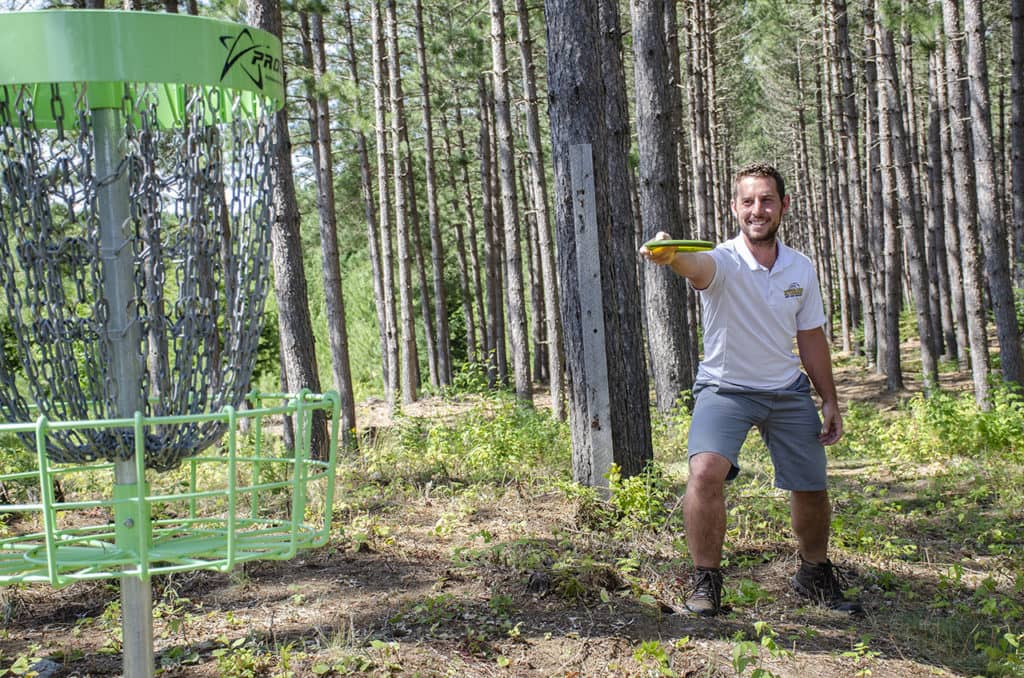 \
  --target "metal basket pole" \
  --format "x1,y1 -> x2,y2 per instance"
94,105 -> 154,678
